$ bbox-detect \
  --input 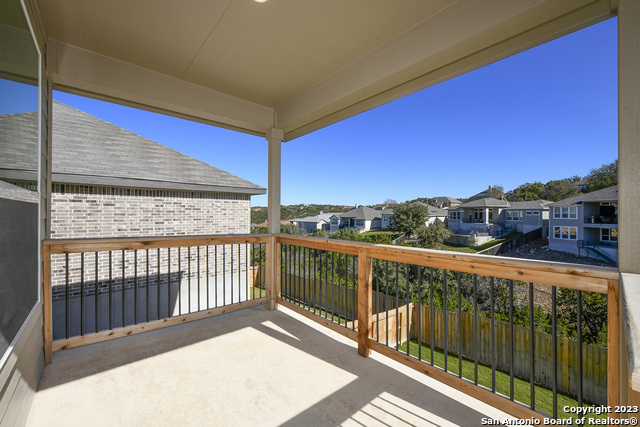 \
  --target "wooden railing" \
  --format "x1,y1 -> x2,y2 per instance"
274,234 -> 620,422
42,234 -> 270,363
42,233 -> 620,421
